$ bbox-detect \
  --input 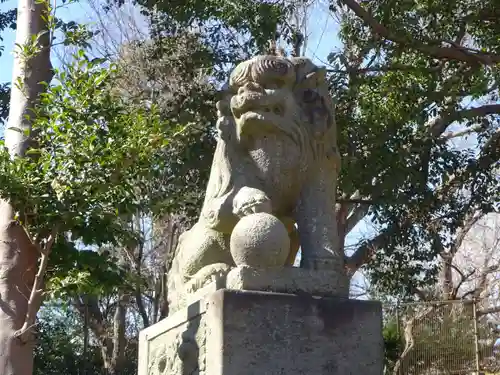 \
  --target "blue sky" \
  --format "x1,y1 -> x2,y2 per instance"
0,0 -> 16,89
0,0 -> 15,85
